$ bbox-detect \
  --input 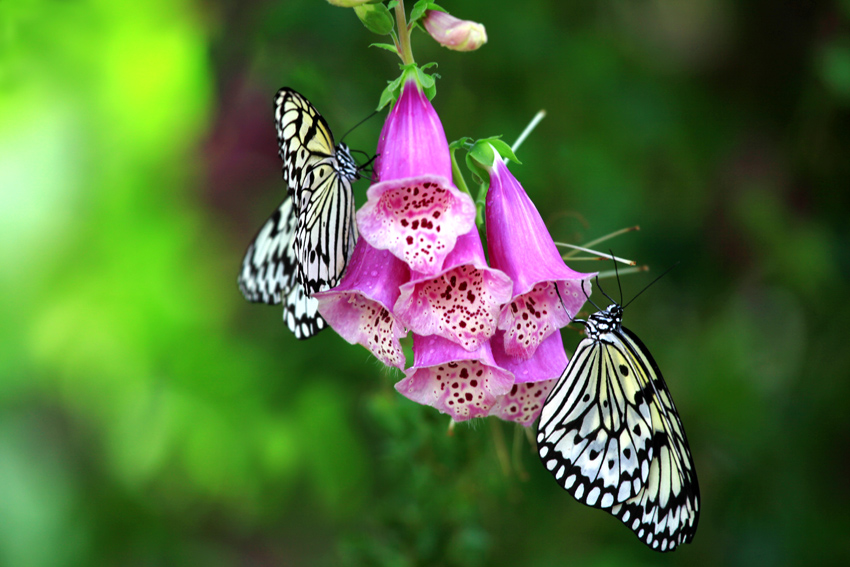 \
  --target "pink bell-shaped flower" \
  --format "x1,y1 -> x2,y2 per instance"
313,238 -> 410,369
487,330 -> 567,425
394,229 -> 512,352
357,78 -> 476,275
485,152 -> 593,359
395,333 -> 515,422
